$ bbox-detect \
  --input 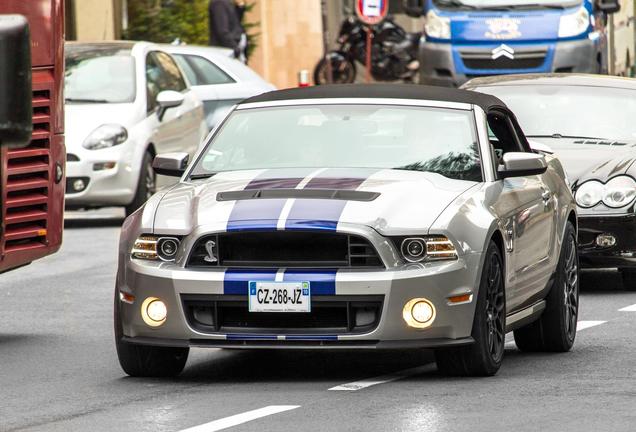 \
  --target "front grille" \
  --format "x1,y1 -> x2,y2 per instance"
182,294 -> 384,335
460,49 -> 547,70
187,231 -> 384,269
1,86 -> 52,254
